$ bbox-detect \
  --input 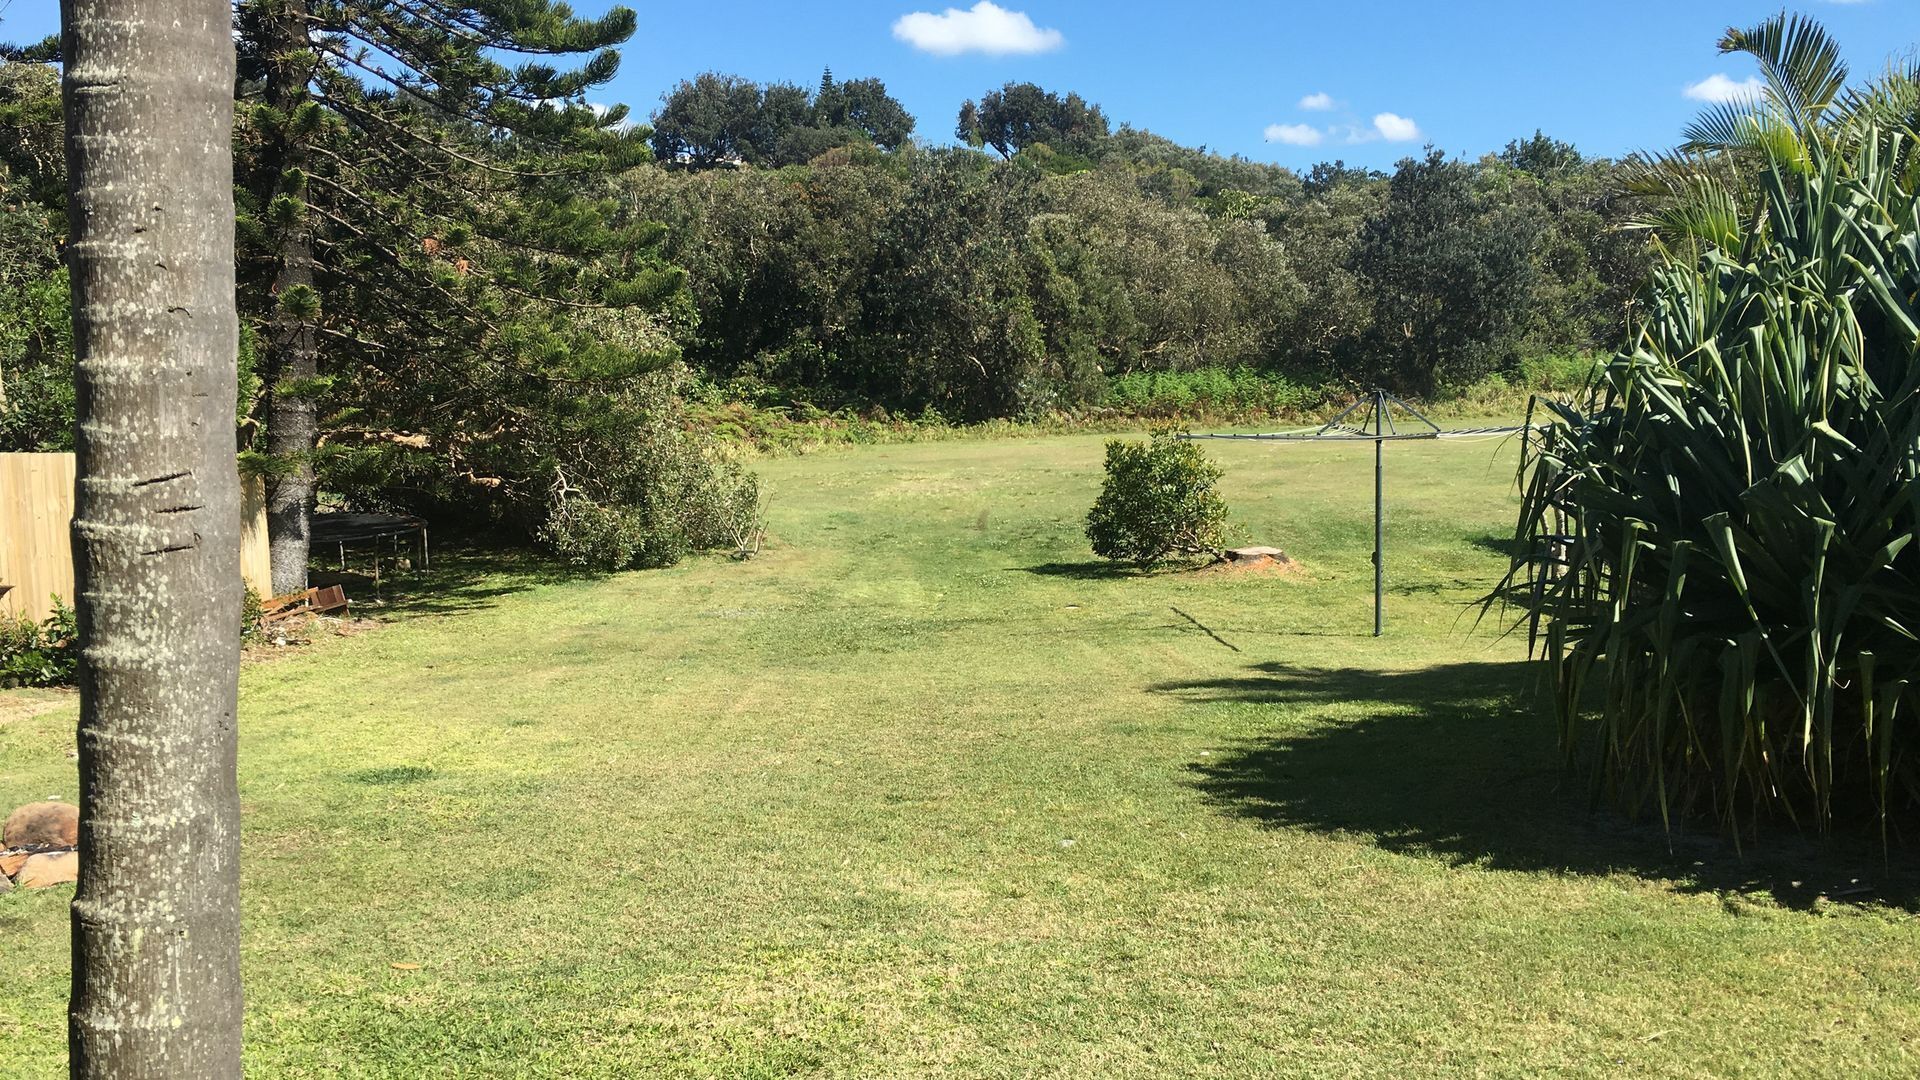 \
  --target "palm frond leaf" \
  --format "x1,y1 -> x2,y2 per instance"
1720,12 -> 1850,136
